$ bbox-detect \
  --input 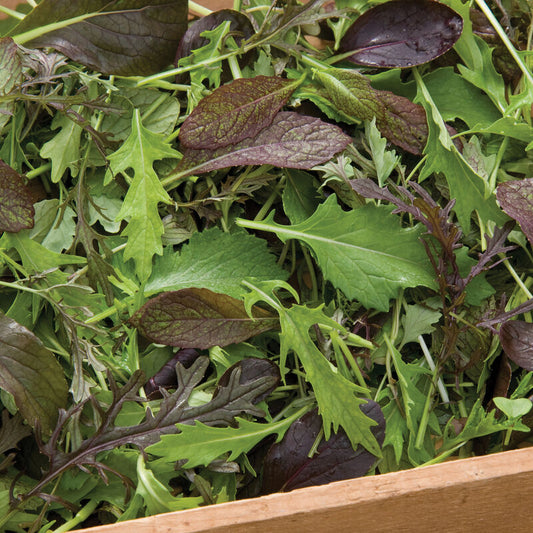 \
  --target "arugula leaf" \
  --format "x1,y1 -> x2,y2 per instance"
109,110 -> 180,281
0,160 -> 34,232
238,196 -> 435,312
145,228 -> 288,298
0,314 -> 68,433
399,304 -> 441,348
175,112 -> 352,177
10,0 -> 188,76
